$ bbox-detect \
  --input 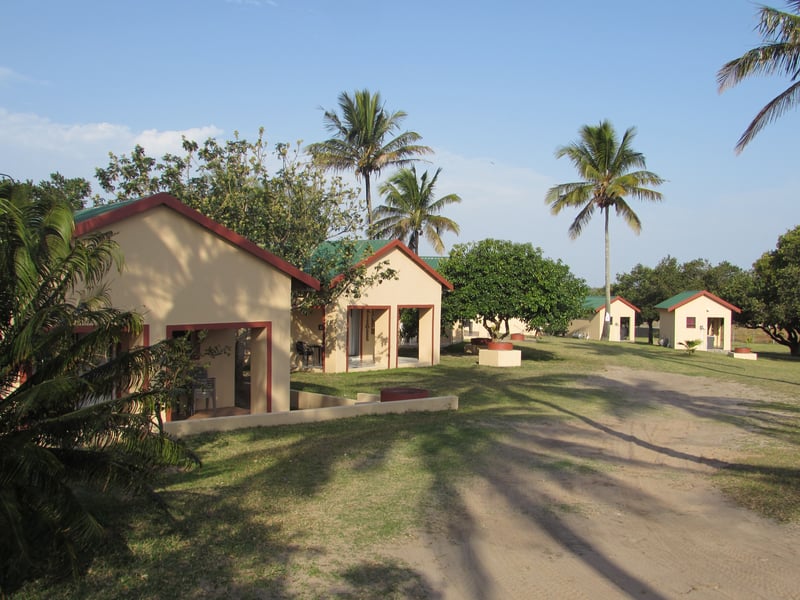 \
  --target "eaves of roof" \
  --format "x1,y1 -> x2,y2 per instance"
74,193 -> 320,290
